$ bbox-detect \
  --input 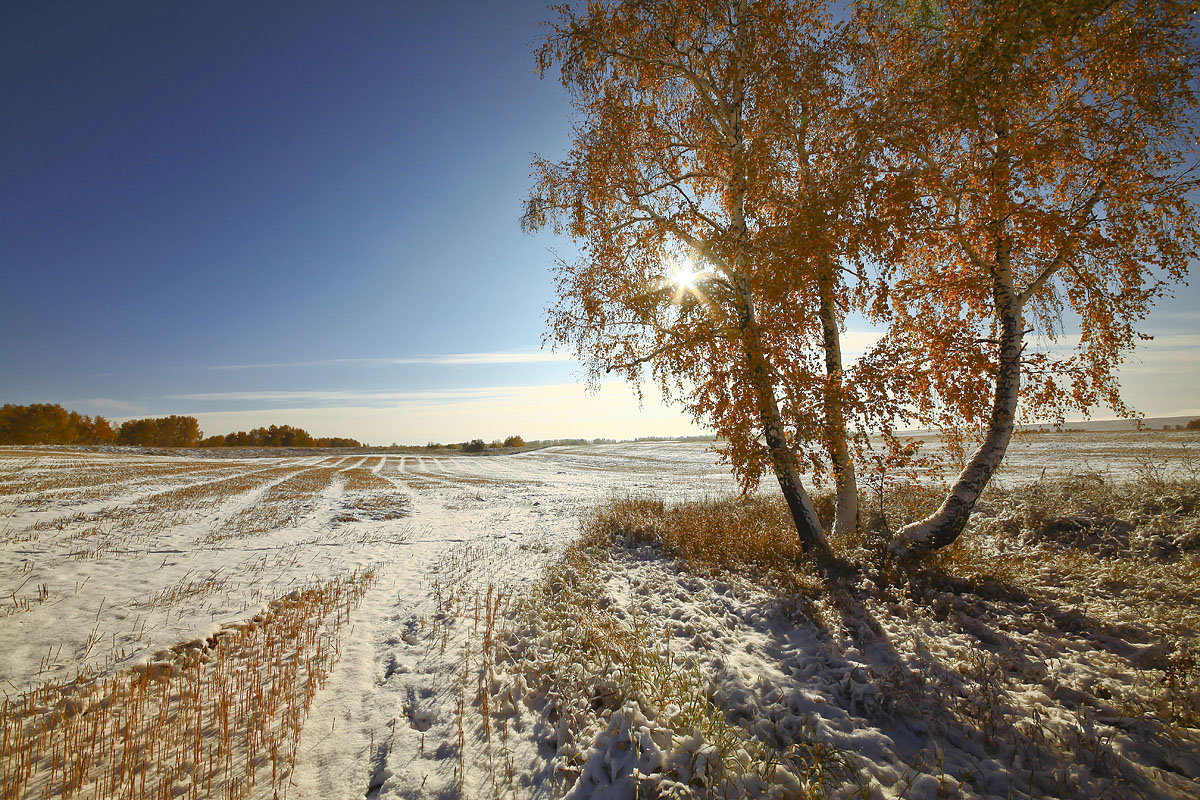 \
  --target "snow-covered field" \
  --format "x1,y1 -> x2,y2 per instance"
1,433 -> 1197,799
